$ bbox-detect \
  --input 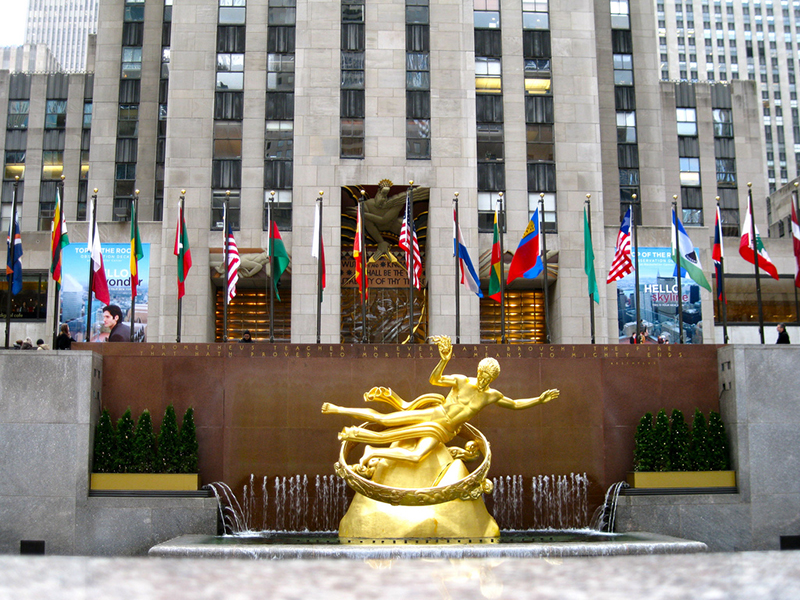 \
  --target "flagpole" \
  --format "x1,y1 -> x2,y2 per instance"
268,190 -> 275,343
672,197 -> 685,344
716,197 -> 729,344
539,193 -> 550,344
497,192 -> 506,344
177,191 -> 185,343
406,181 -> 414,344
631,194 -> 641,342
223,190 -> 230,342
748,183 -> 765,344
453,192 -> 460,344
4,176 -> 19,348
129,189 -> 139,342
51,176 -> 65,349
85,188 -> 98,342
359,190 -> 368,343
316,191 -> 324,345
586,194 -> 595,345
